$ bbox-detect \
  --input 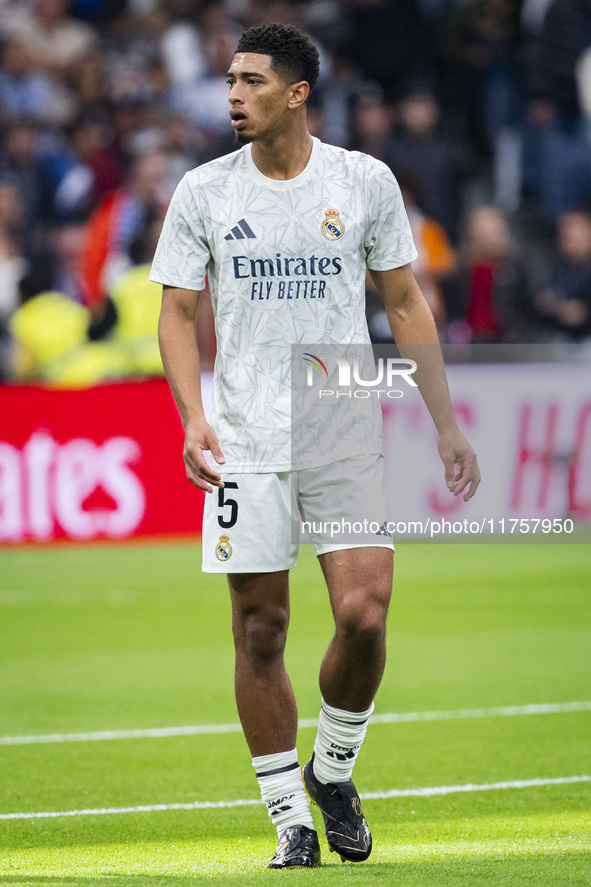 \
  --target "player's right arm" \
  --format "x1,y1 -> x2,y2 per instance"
158,284 -> 225,493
